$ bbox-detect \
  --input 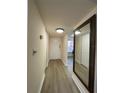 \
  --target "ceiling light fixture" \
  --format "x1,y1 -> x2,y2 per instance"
56,28 -> 64,33
75,30 -> 81,35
